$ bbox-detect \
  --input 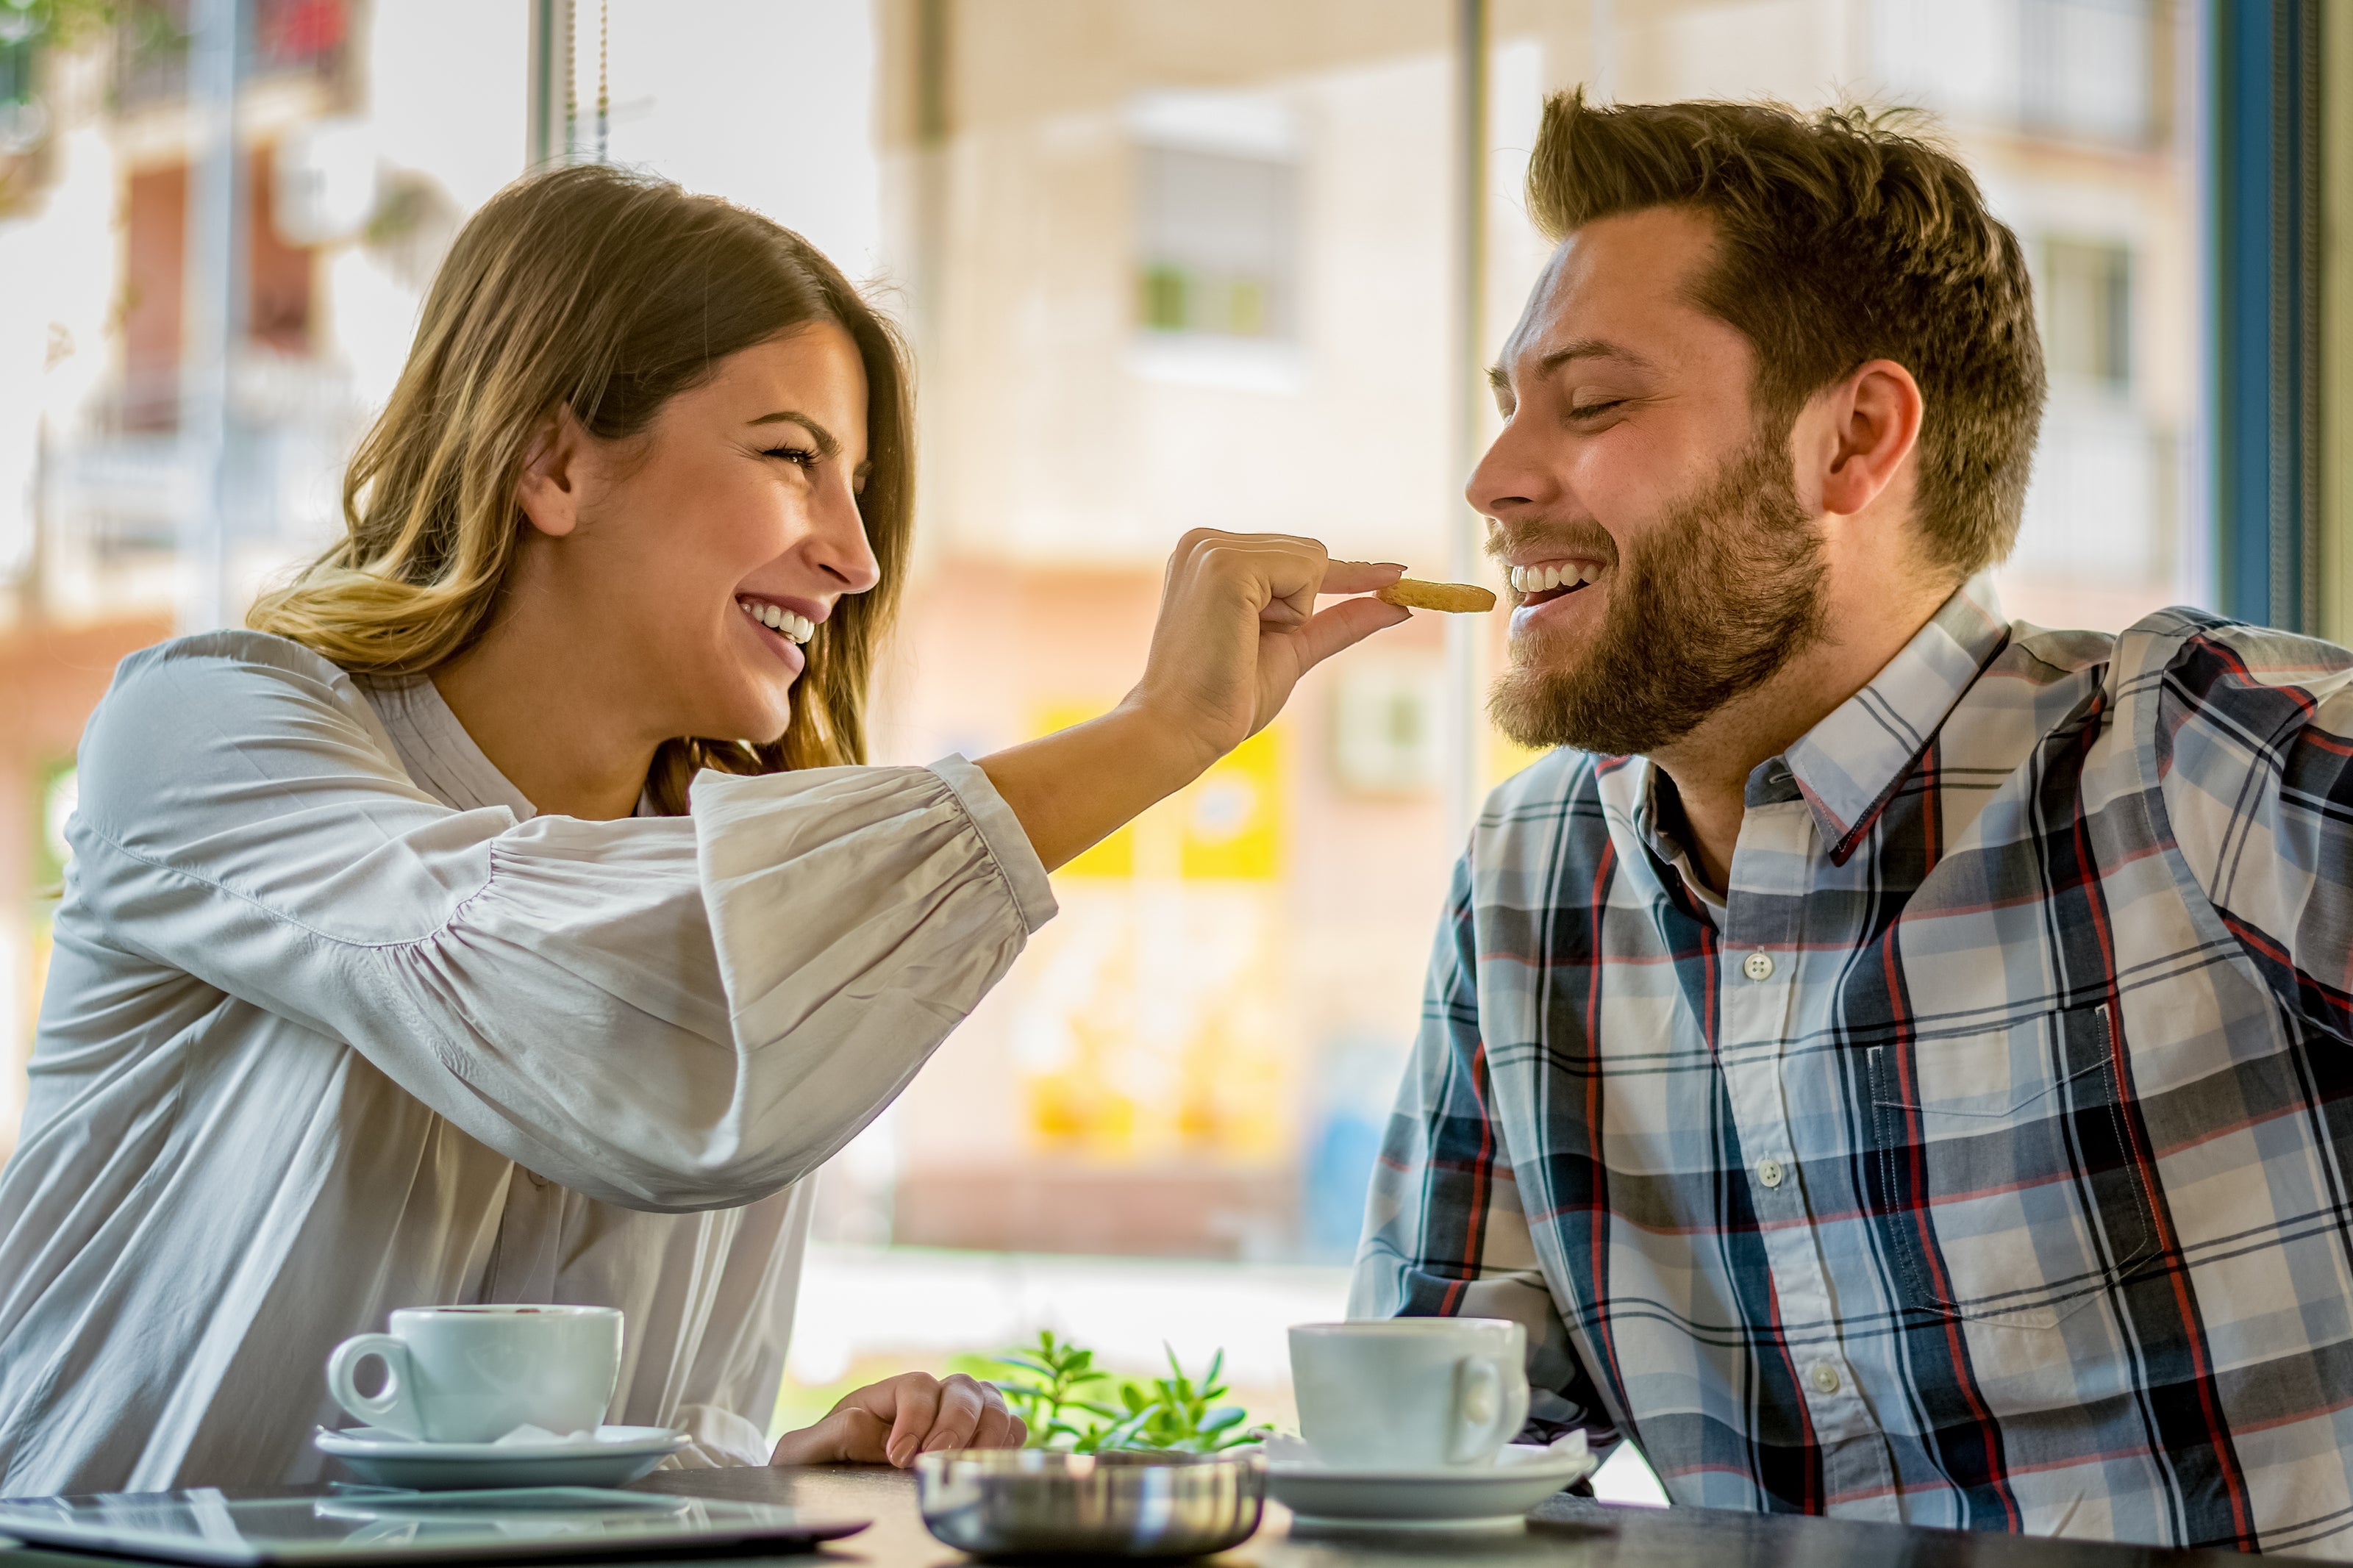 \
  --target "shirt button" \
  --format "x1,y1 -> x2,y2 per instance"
1809,1362 -> 1841,1395
1757,1159 -> 1784,1188
1742,951 -> 1775,981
